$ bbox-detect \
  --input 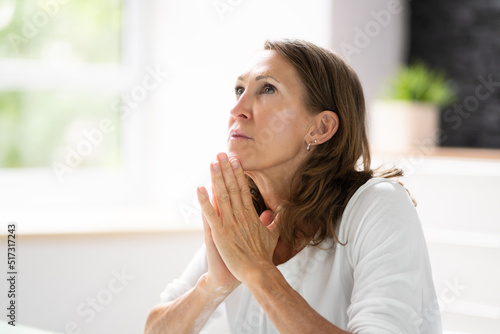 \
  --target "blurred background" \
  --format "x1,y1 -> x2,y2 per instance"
0,0 -> 499,333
